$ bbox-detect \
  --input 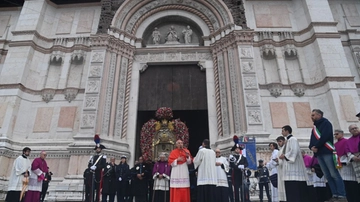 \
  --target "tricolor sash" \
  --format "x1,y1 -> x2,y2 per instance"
312,126 -> 342,169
